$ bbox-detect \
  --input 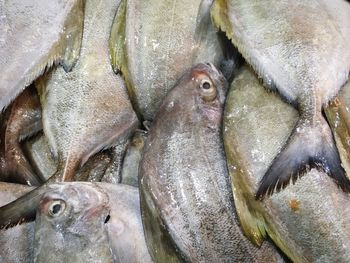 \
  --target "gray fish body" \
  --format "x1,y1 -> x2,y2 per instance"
224,65 -> 350,262
33,182 -> 151,263
110,0 -> 225,120
0,0 -> 84,110
36,0 -> 139,182
120,131 -> 147,187
212,0 -> 350,197
0,86 -> 43,186
140,63 -> 283,262
0,183 -> 34,263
